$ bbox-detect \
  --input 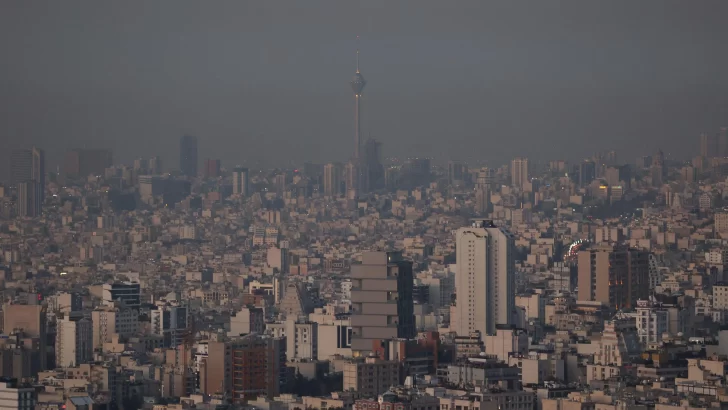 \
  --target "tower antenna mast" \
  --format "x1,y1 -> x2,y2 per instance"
356,35 -> 360,73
